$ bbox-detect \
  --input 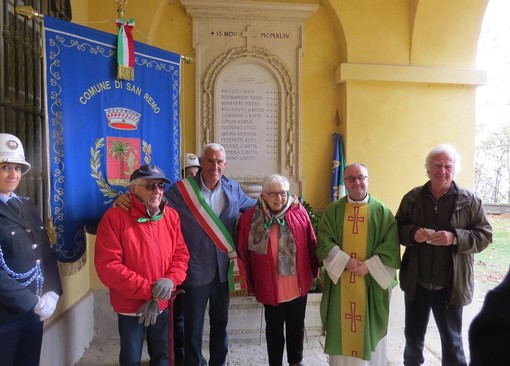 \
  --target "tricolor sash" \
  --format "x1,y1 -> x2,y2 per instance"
176,177 -> 248,296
